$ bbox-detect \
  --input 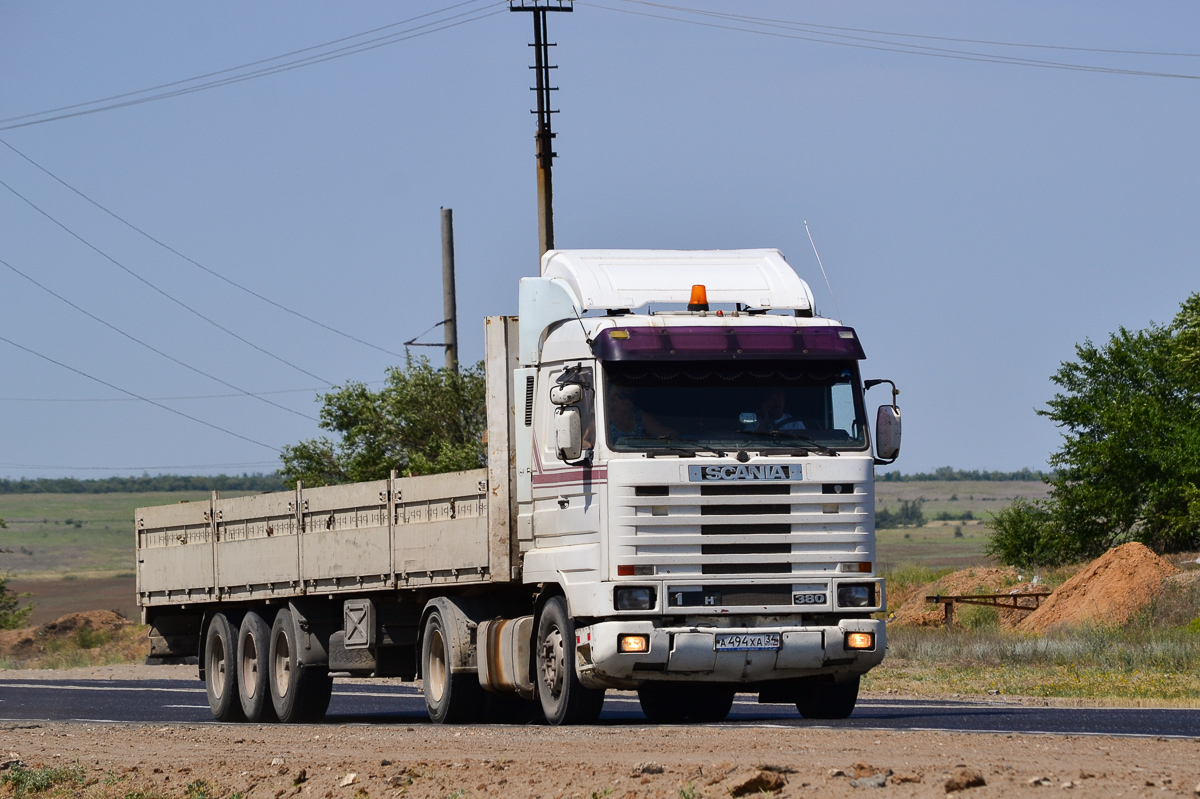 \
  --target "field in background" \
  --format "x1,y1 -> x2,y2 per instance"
875,480 -> 1050,569
0,491 -> 249,625
0,491 -> 253,577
